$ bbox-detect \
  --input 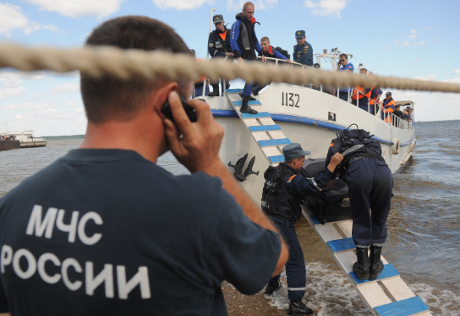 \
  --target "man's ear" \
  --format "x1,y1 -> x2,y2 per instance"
151,82 -> 178,114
